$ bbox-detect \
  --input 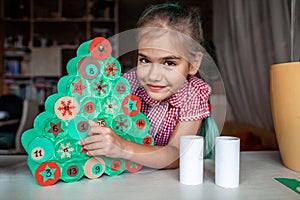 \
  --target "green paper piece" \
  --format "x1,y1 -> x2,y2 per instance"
21,129 -> 43,152
28,137 -> 55,163
77,40 -> 92,57
33,111 -> 52,131
61,160 -> 85,183
67,57 -> 81,75
57,75 -> 74,95
44,93 -> 63,113
275,178 -> 300,195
